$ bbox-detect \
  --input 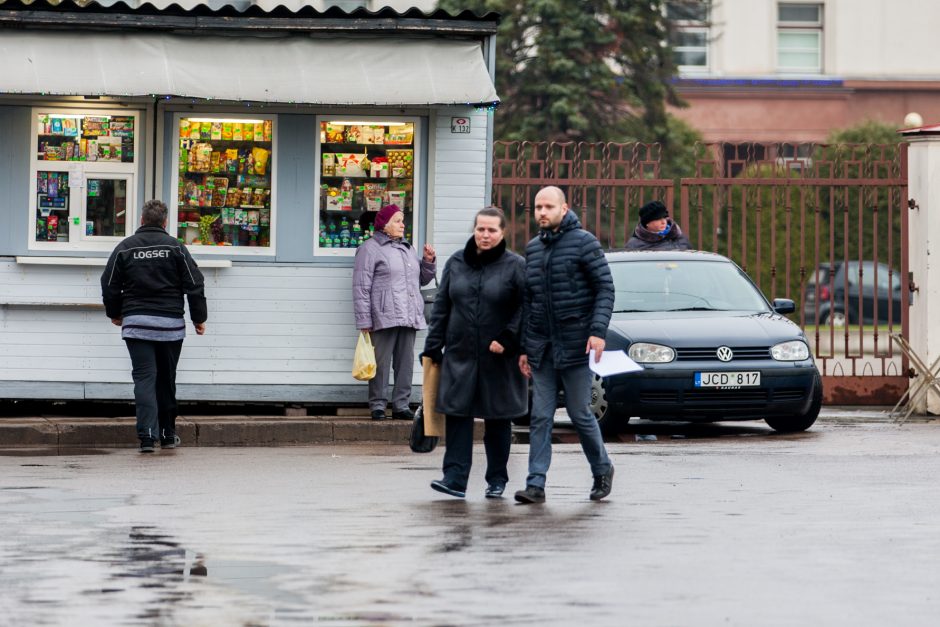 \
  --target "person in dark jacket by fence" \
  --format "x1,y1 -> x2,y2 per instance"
625,200 -> 691,250
101,199 -> 207,453
516,186 -> 616,504
422,207 -> 527,499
